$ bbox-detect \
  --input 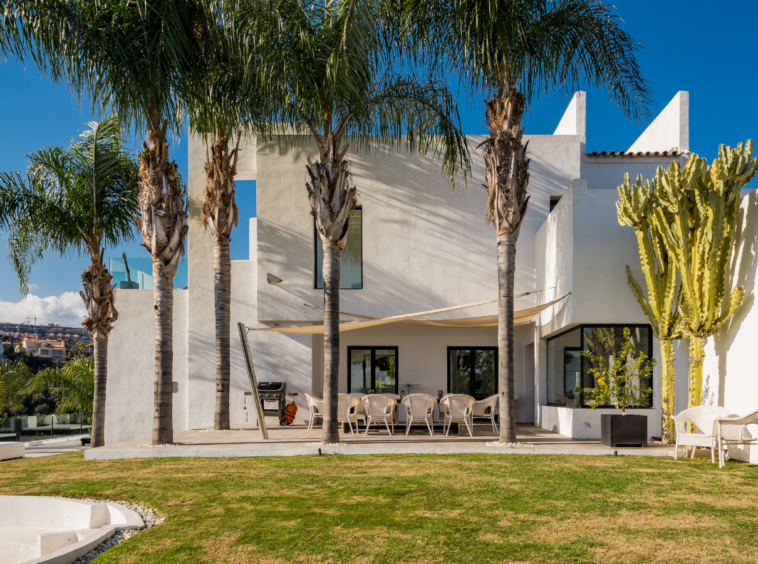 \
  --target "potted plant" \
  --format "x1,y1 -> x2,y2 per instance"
581,328 -> 654,447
